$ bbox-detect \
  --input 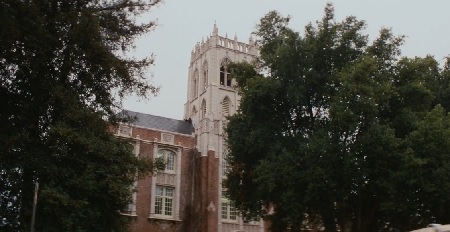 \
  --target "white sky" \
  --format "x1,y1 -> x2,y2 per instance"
123,0 -> 450,120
